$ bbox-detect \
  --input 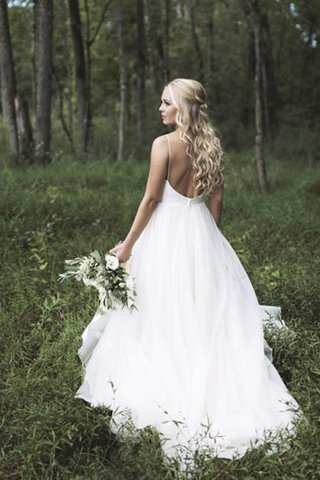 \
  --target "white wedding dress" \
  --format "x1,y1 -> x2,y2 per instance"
75,136 -> 302,469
